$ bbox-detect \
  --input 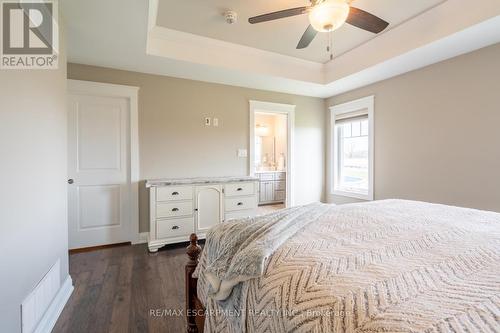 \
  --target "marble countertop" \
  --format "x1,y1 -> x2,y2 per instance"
145,176 -> 259,187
